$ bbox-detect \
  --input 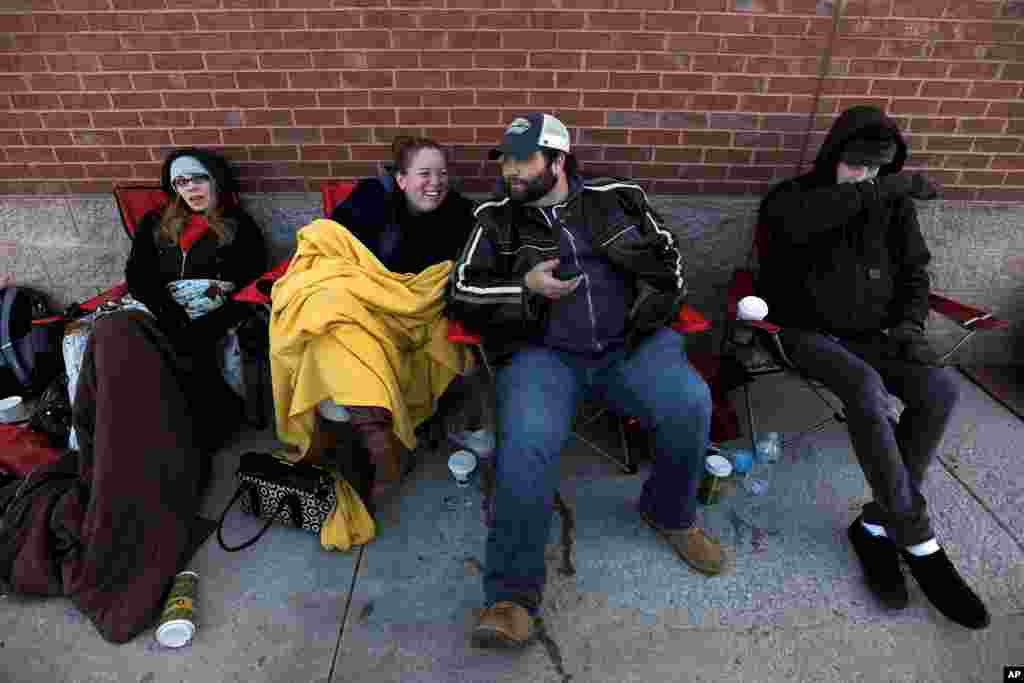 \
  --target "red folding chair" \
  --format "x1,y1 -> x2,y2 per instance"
723,215 -> 1010,453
